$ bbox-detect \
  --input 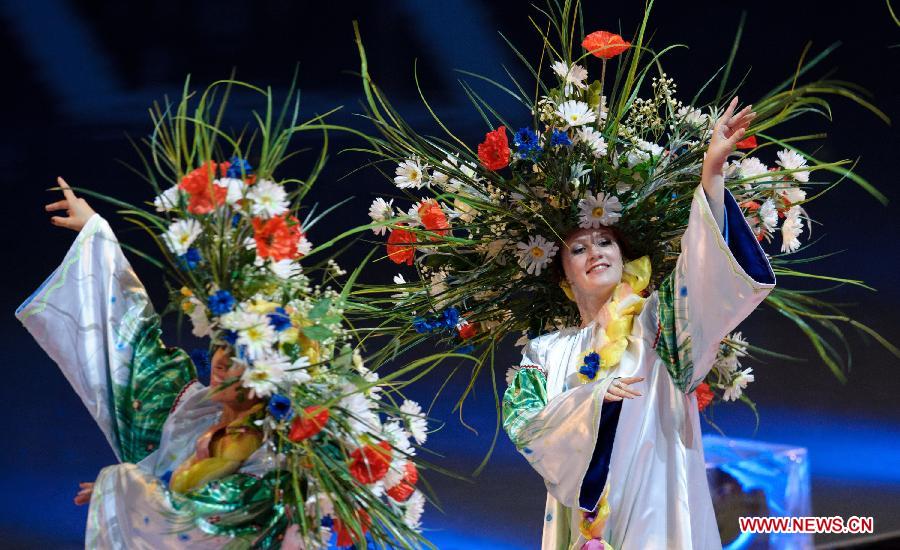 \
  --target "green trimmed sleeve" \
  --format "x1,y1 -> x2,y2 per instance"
502,366 -> 548,450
